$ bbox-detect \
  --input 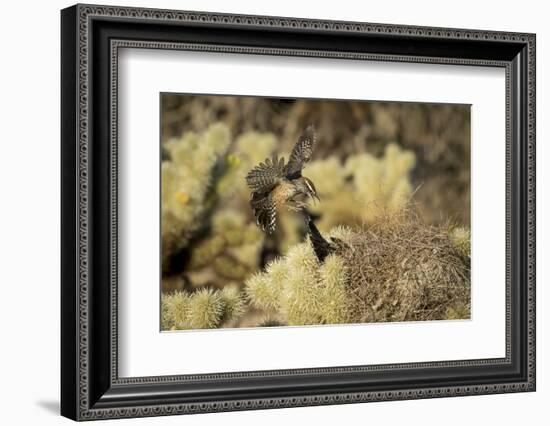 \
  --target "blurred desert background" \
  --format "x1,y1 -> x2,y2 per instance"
160,94 -> 471,331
